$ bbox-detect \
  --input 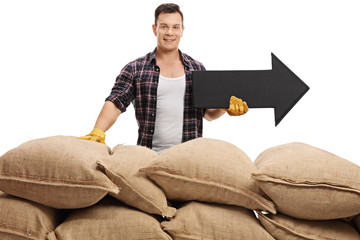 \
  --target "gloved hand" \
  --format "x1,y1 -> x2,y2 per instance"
78,128 -> 106,144
221,96 -> 249,116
